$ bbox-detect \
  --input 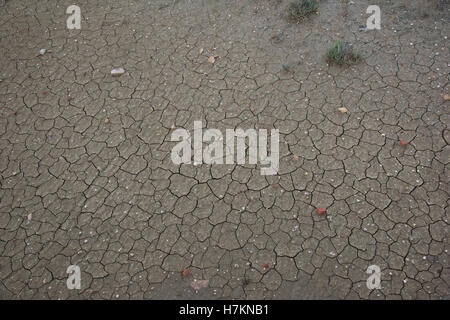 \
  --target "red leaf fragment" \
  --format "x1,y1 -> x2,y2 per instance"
316,208 -> 327,215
